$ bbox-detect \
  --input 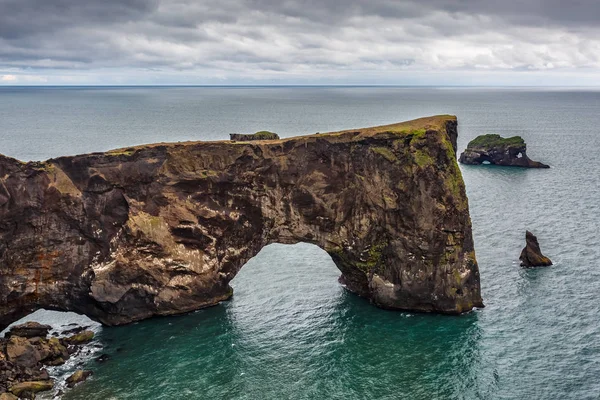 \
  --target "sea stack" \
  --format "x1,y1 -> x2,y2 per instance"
519,231 -> 553,267
459,134 -> 549,168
